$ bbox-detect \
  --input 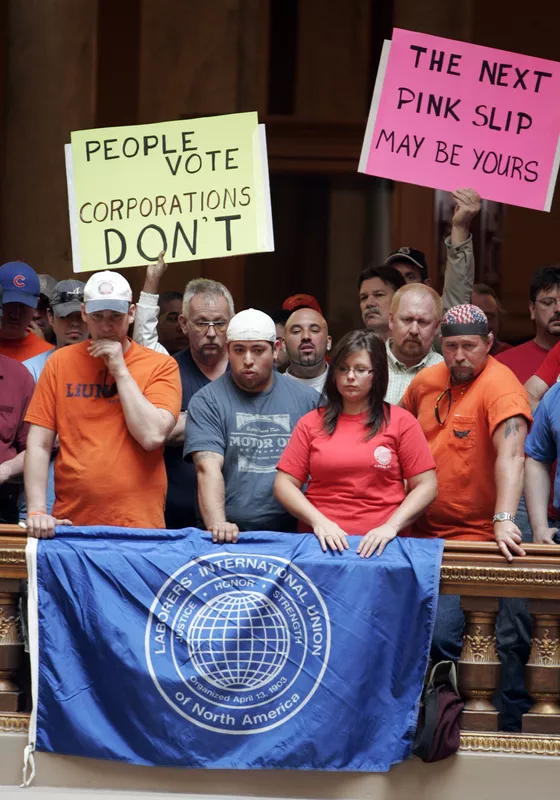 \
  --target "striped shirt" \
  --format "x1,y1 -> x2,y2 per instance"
384,339 -> 444,405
